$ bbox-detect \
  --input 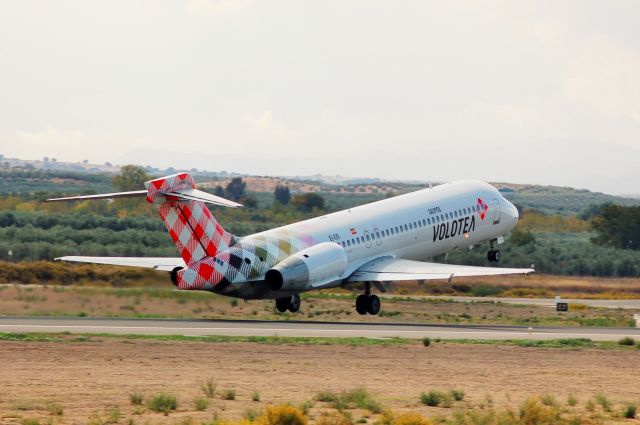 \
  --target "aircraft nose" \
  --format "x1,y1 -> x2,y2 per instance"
503,198 -> 519,227
505,199 -> 520,226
